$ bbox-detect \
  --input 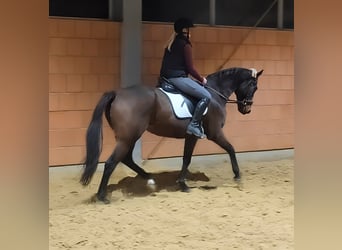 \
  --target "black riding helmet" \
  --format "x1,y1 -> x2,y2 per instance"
174,18 -> 195,34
